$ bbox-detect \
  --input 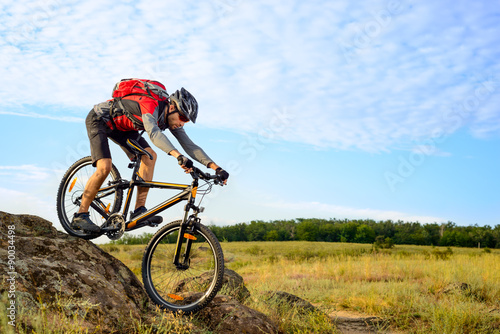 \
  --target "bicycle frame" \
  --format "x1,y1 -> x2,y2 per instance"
90,154 -> 204,267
